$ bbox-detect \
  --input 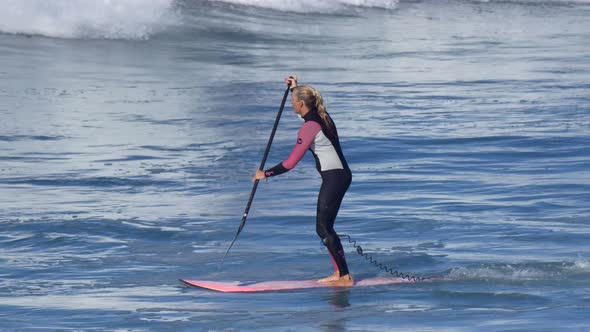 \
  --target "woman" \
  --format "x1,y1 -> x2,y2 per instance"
253,76 -> 353,286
